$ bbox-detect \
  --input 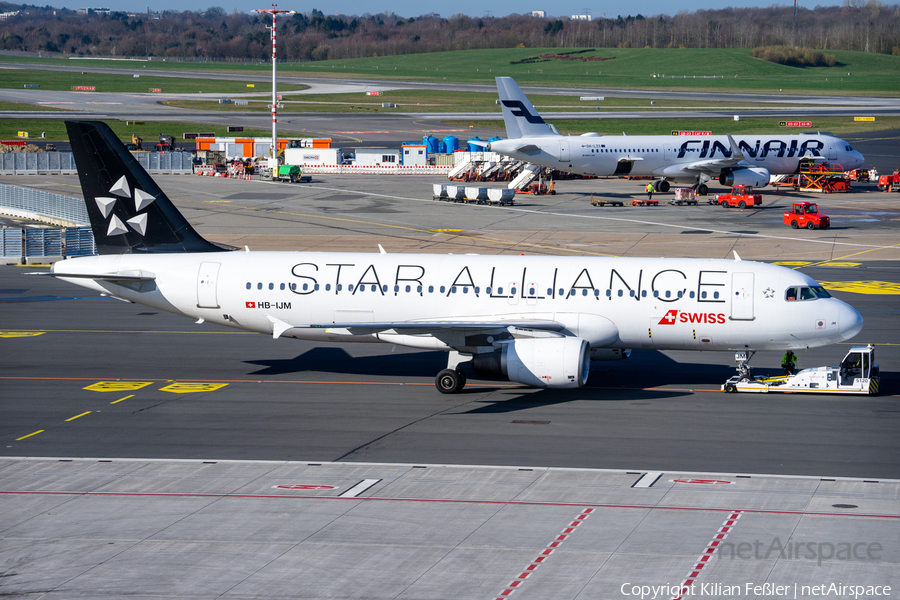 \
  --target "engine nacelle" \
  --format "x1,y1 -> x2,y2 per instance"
472,337 -> 590,389
590,348 -> 631,361
719,167 -> 770,188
